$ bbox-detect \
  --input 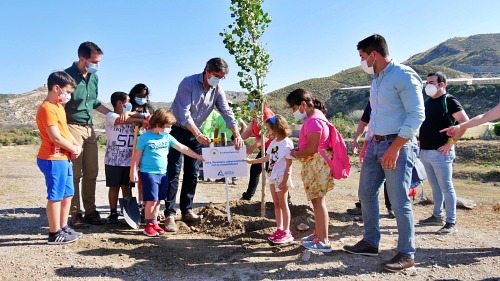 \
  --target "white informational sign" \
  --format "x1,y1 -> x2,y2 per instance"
202,146 -> 248,180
